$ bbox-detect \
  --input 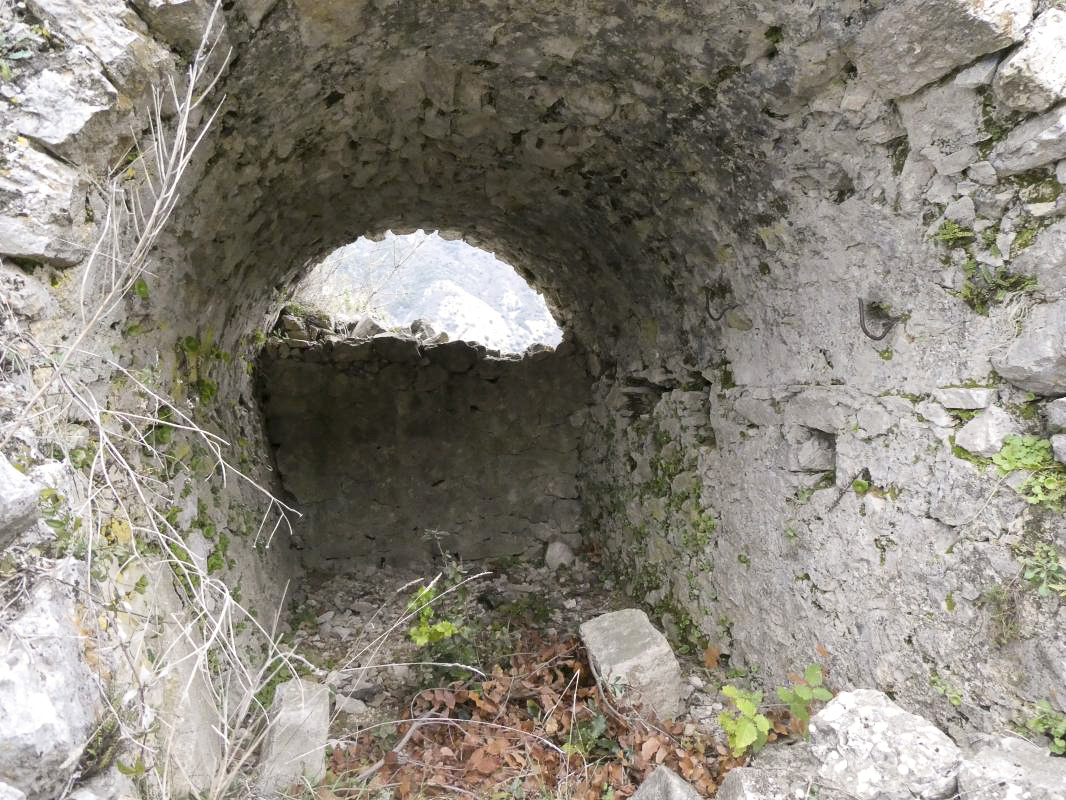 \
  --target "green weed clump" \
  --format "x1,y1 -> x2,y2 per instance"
993,436 -> 1066,511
